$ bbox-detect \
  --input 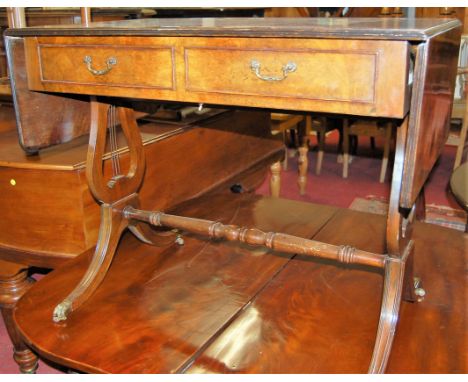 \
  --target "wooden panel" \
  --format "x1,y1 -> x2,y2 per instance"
185,45 -> 377,103
400,26 -> 461,208
0,103 -> 16,133
6,36 -> 91,152
188,210 -> 467,373
24,36 -> 410,118
24,36 -> 181,106
182,37 -> 409,118
0,123 -> 187,170
0,166 -> 87,255
14,194 -> 337,373
37,42 -> 175,90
